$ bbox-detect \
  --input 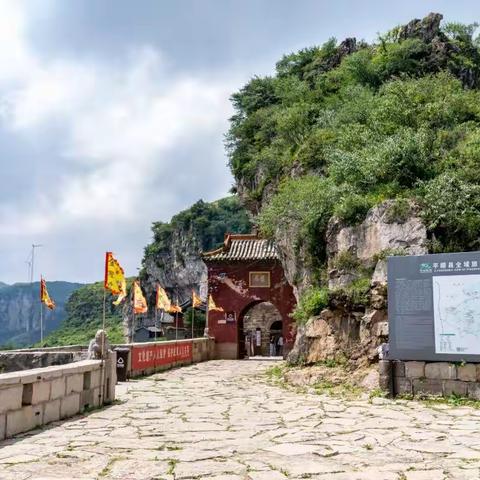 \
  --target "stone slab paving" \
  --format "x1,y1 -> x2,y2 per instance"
1,360 -> 480,479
